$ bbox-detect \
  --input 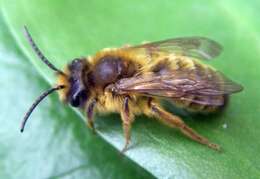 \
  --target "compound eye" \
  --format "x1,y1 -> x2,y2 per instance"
70,89 -> 87,107
69,58 -> 85,71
